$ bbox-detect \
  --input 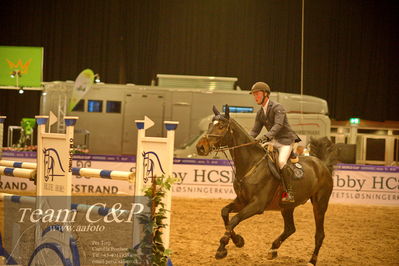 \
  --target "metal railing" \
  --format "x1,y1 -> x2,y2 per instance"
331,125 -> 399,166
